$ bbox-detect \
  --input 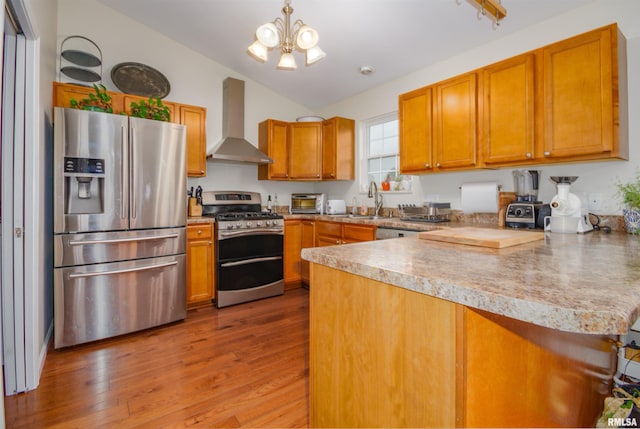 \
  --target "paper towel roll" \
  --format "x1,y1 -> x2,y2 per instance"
460,182 -> 499,214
